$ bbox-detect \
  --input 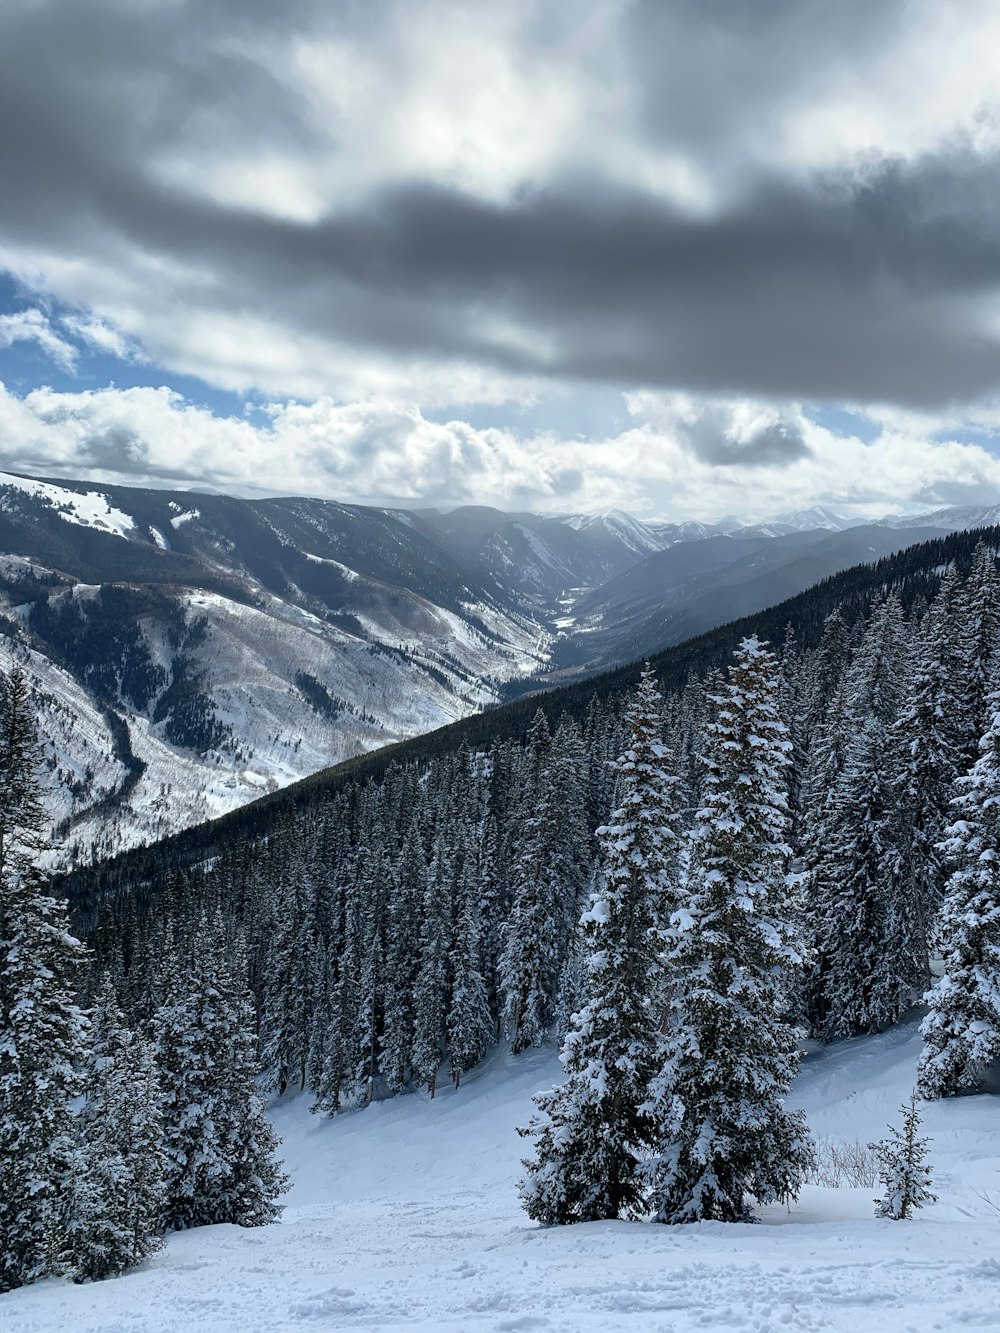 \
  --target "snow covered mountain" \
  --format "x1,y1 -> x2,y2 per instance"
559,508 -> 670,558
4,465 -> 997,862
0,473 -> 551,864
412,505 -> 673,599
735,505 -> 867,539
877,503 -> 1000,532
